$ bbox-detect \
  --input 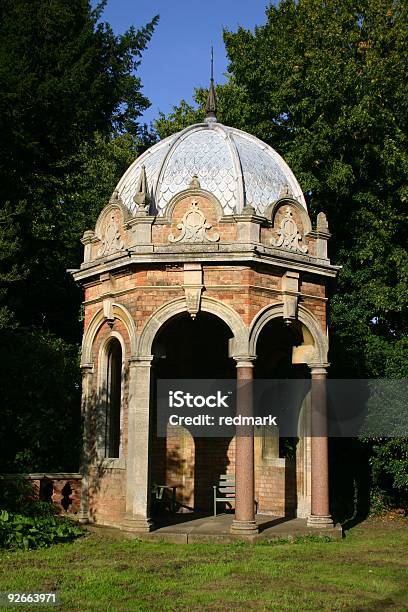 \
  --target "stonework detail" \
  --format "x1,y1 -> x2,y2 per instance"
282,271 -> 300,324
103,299 -> 114,325
271,207 -> 308,254
183,263 -> 203,319
317,211 -> 329,231
279,184 -> 293,198
232,132 -> 291,214
168,201 -> 220,243
189,174 -> 201,189
98,212 -> 124,256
